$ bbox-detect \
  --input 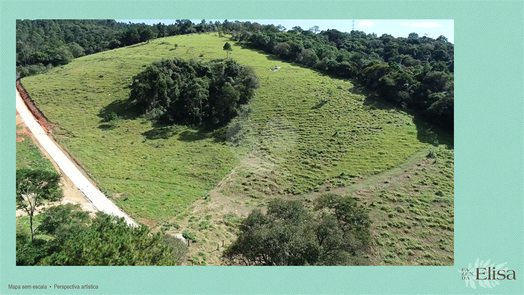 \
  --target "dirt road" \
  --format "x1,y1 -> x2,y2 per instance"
16,112 -> 97,216
16,90 -> 136,226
